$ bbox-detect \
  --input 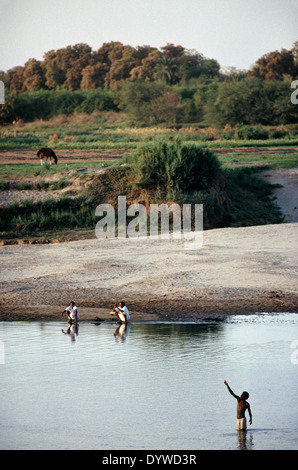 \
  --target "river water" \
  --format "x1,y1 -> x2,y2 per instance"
0,313 -> 297,450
